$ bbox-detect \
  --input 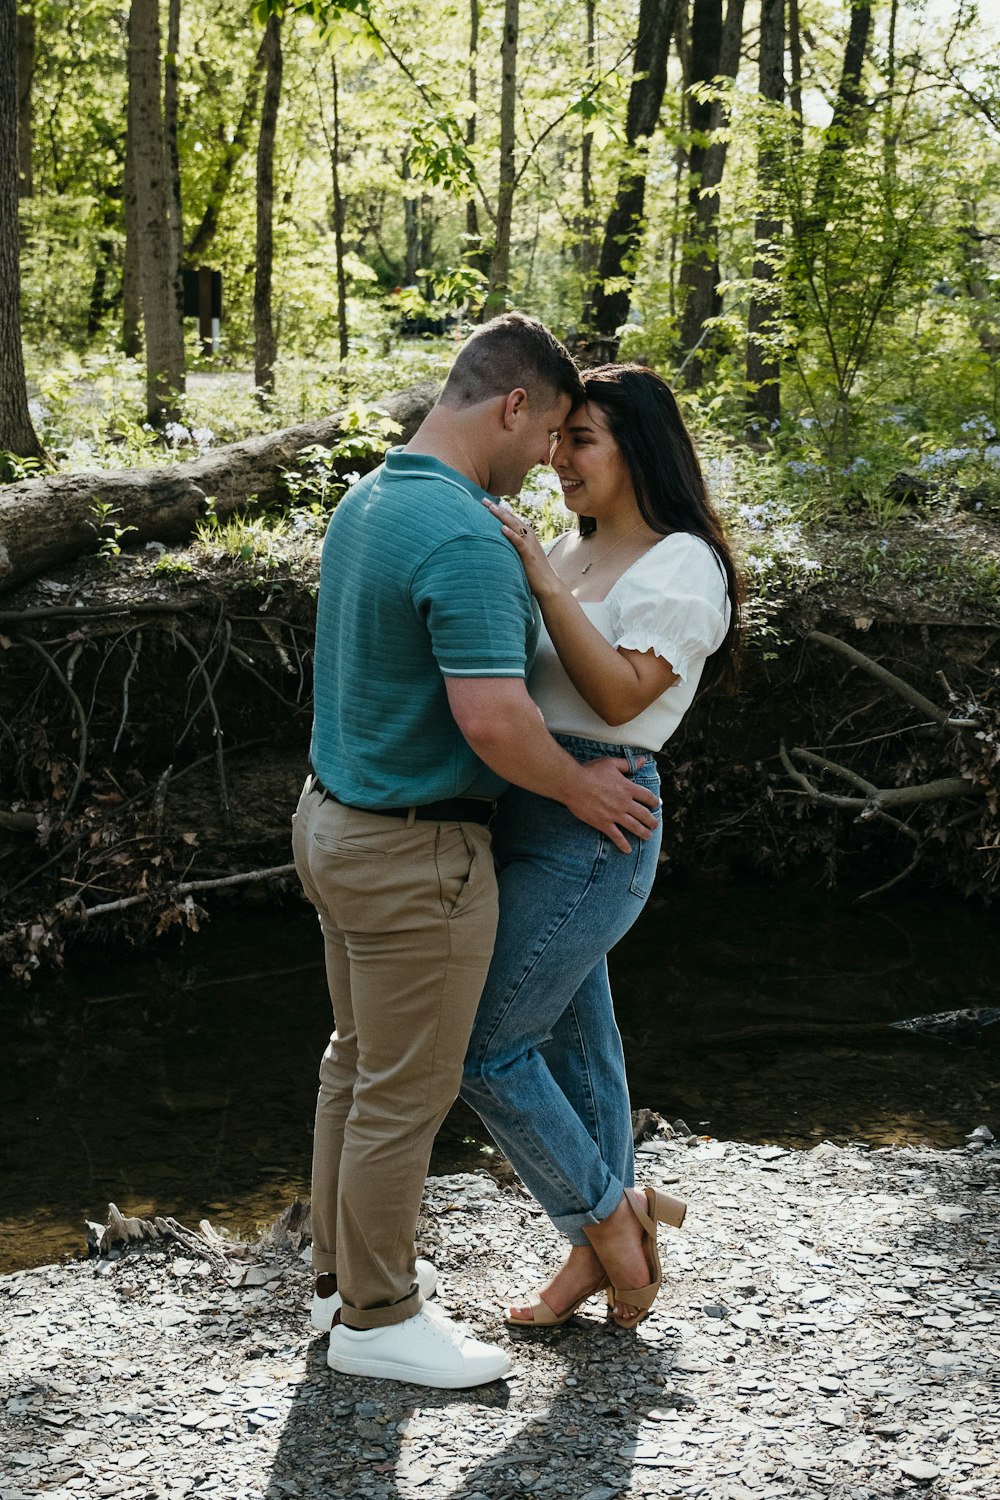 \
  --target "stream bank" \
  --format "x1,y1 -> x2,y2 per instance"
1,503 -> 998,987
2,1137 -> 997,1500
